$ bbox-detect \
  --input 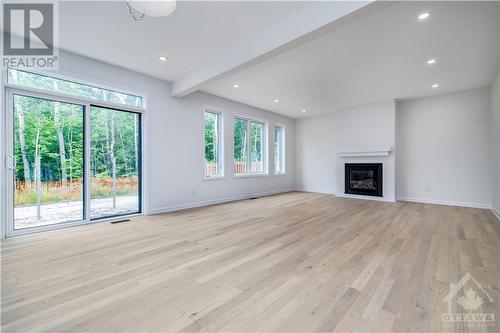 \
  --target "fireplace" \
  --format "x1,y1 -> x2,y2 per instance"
345,163 -> 383,197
